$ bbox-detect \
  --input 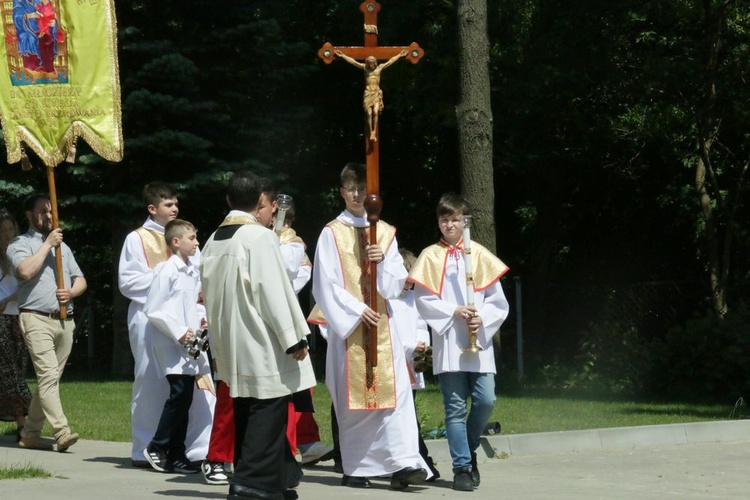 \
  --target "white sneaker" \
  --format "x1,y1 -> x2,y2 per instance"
201,460 -> 229,485
298,441 -> 335,465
